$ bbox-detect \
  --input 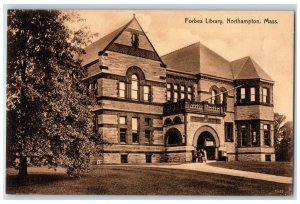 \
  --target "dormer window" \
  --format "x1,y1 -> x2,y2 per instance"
131,33 -> 139,48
